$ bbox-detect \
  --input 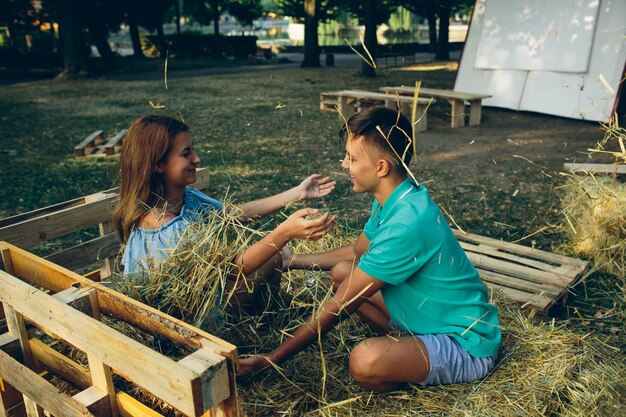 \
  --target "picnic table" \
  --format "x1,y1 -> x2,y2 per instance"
380,86 -> 492,128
